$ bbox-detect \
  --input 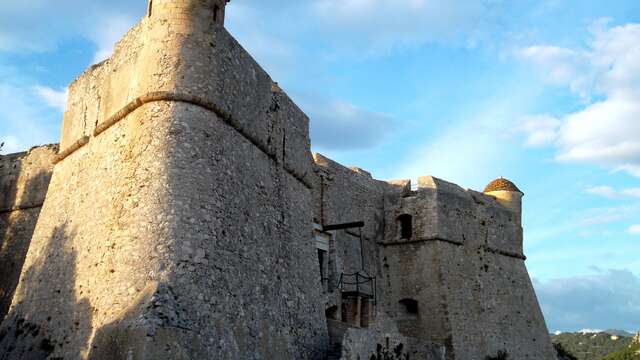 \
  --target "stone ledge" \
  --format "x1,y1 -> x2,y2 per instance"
379,237 -> 526,260
56,91 -> 313,189
53,136 -> 89,164
0,203 -> 42,214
